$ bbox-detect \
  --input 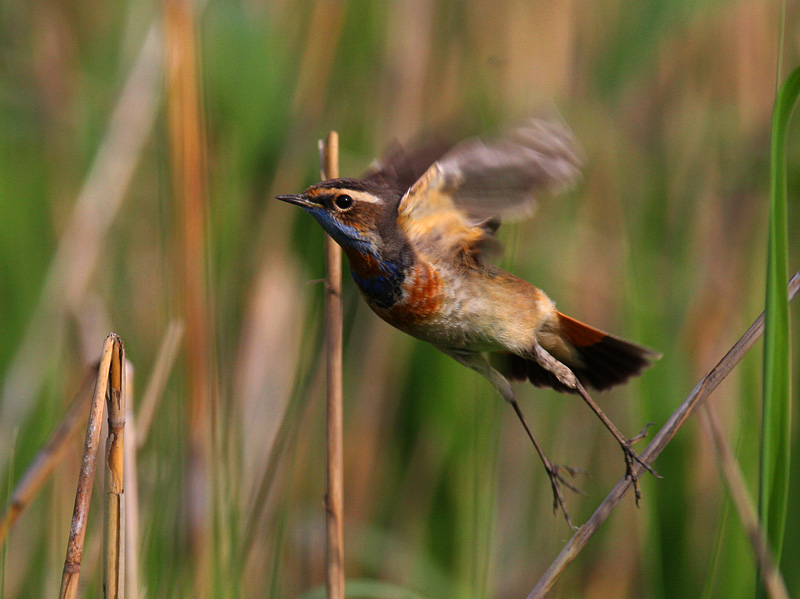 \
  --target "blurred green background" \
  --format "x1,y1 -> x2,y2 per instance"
0,0 -> 798,597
